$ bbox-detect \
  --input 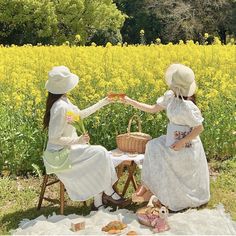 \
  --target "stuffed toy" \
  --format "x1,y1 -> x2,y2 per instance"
137,196 -> 170,233
151,206 -> 170,233
147,195 -> 162,208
